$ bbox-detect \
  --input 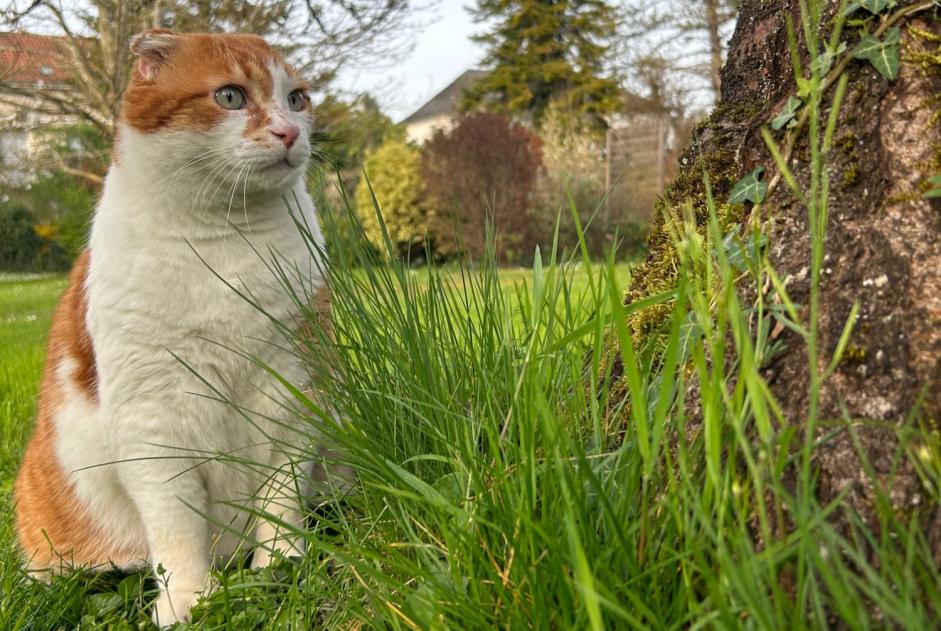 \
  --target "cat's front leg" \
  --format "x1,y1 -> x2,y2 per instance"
120,458 -> 211,626
250,459 -> 308,568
